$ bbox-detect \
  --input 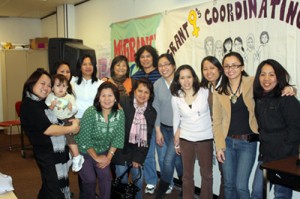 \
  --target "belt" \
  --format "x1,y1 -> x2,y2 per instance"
228,133 -> 259,142
160,123 -> 173,128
